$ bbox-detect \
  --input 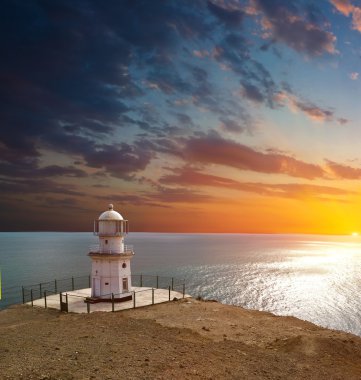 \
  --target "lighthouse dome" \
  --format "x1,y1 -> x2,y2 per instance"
98,204 -> 123,220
